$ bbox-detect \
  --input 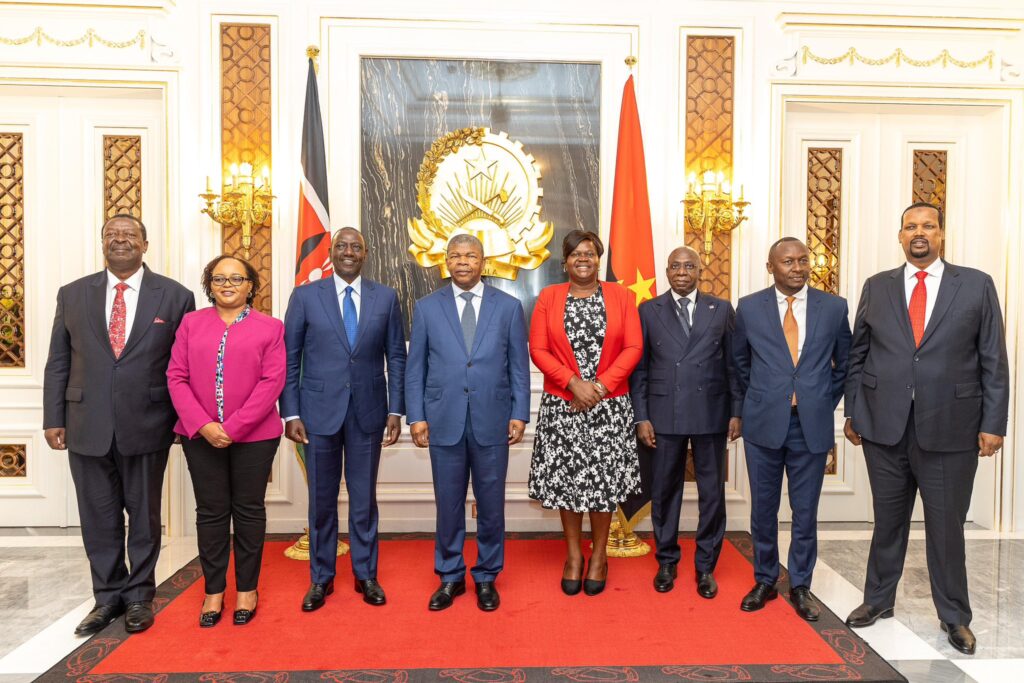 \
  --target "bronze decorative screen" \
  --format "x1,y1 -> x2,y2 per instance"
221,23 -> 273,314
103,135 -> 142,219
912,150 -> 947,258
0,132 -> 25,368
685,36 -> 734,300
806,147 -> 842,295
0,444 -> 26,477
